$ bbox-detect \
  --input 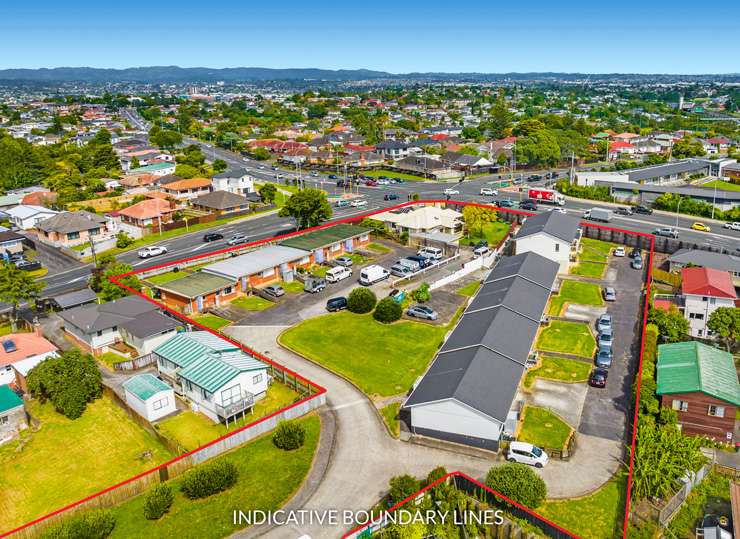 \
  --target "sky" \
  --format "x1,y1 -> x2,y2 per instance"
2,0 -> 739,74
